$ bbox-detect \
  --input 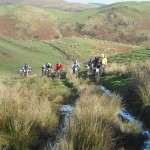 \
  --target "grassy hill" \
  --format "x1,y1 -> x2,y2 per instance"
0,36 -> 139,75
0,5 -> 62,39
0,2 -> 150,45
71,2 -> 150,45
0,37 -> 68,75
47,37 -> 138,61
